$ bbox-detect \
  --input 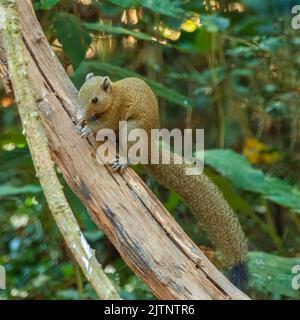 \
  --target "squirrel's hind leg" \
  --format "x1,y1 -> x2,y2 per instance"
108,157 -> 130,172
